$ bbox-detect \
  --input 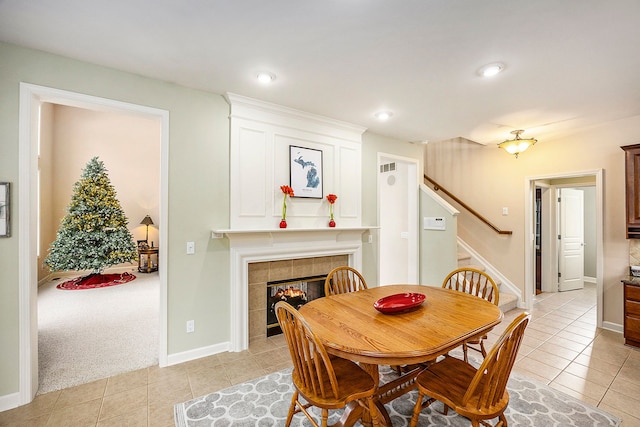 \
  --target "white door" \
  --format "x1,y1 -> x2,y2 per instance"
558,188 -> 584,291
378,155 -> 418,285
